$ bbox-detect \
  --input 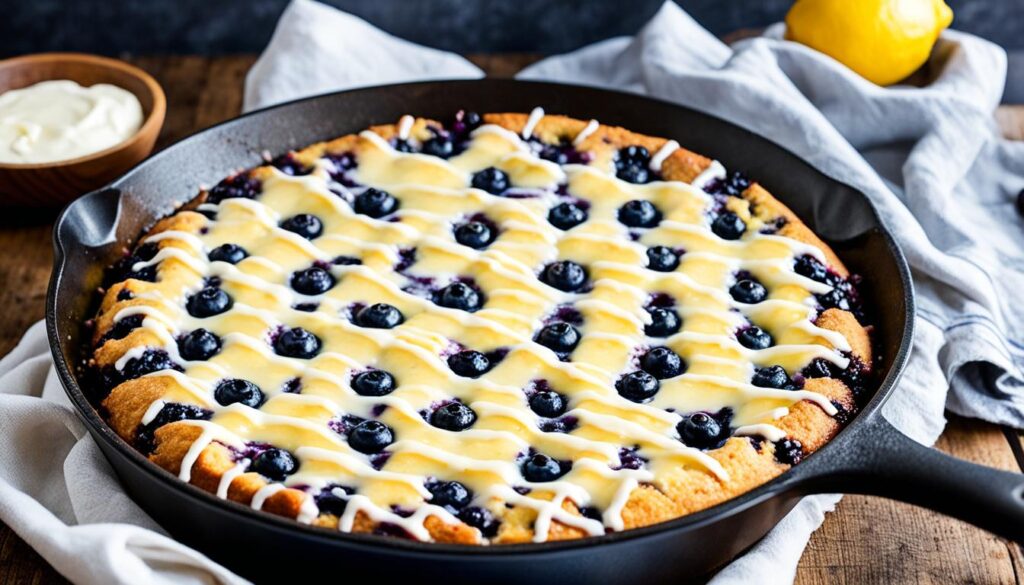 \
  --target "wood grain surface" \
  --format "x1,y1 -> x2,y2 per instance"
0,54 -> 1021,585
